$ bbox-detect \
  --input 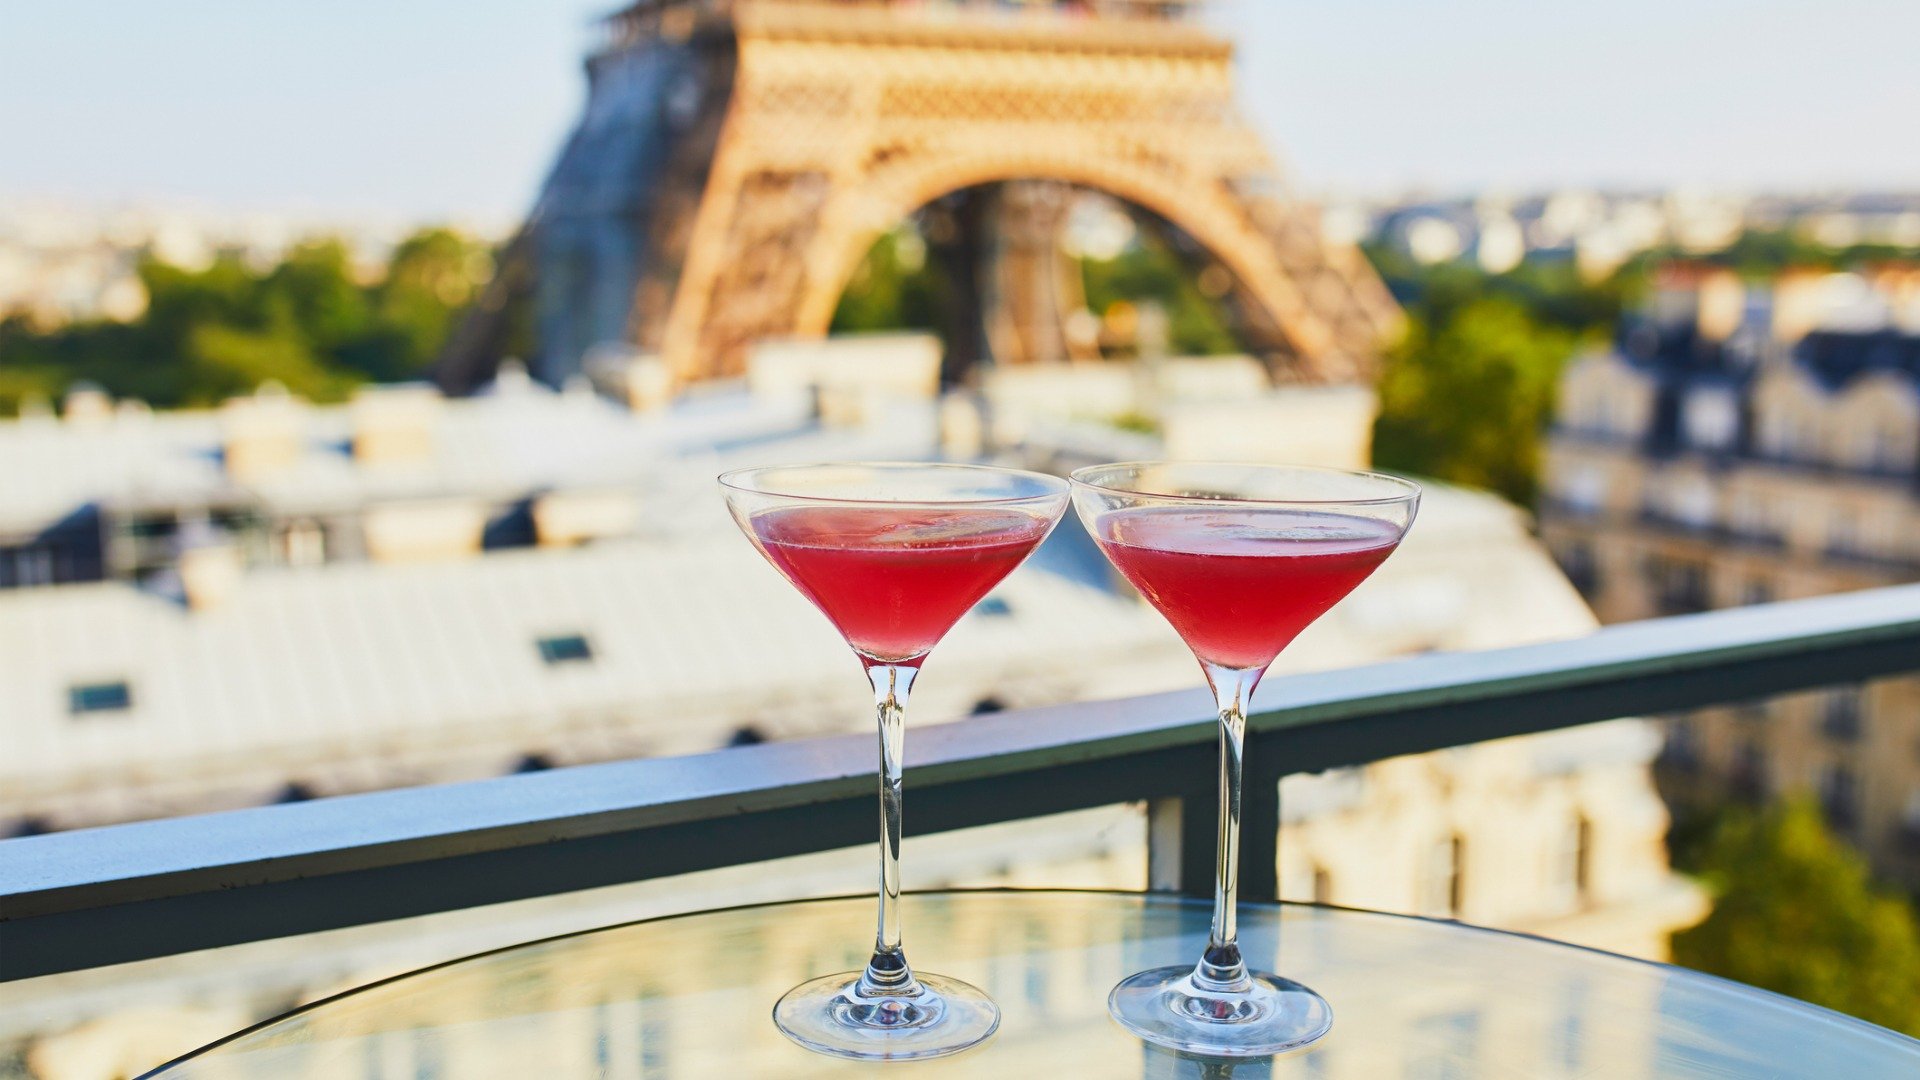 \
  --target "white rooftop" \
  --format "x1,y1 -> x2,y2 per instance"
1,473 -> 1636,829
0,374 -> 940,536
0,534 -> 1182,826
